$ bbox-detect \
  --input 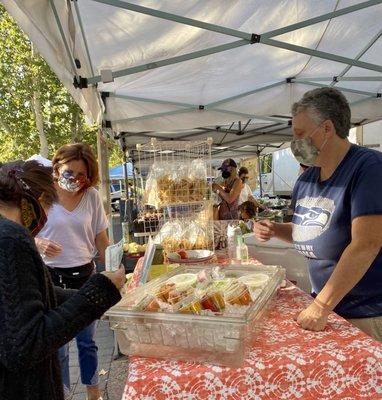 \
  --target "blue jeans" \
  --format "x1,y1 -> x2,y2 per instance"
59,321 -> 99,393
